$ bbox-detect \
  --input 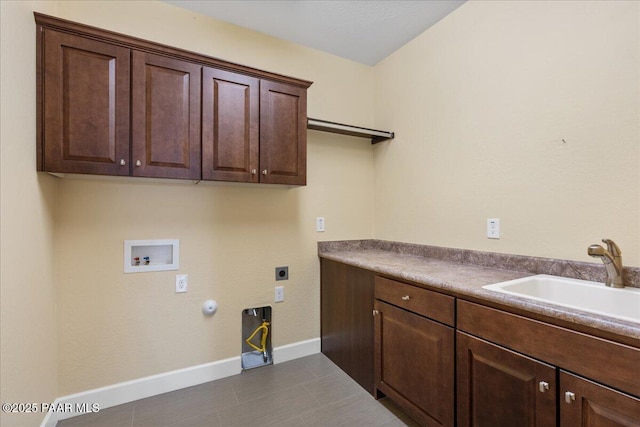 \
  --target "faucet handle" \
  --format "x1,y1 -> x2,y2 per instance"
602,239 -> 621,256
